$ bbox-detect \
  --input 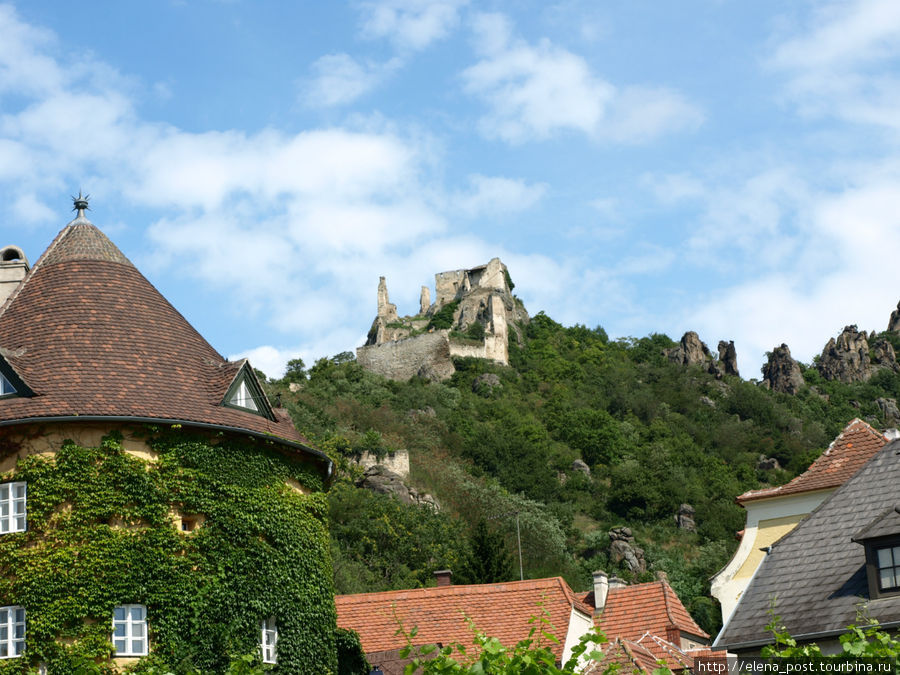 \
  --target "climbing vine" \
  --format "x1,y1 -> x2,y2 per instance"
0,427 -> 345,674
